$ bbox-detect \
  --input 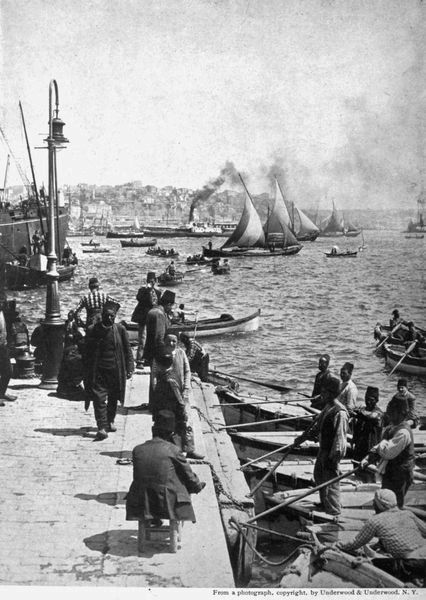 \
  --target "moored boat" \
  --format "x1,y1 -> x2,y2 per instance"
123,308 -> 261,342
3,262 -> 76,290
120,238 -> 157,248
383,343 -> 426,376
